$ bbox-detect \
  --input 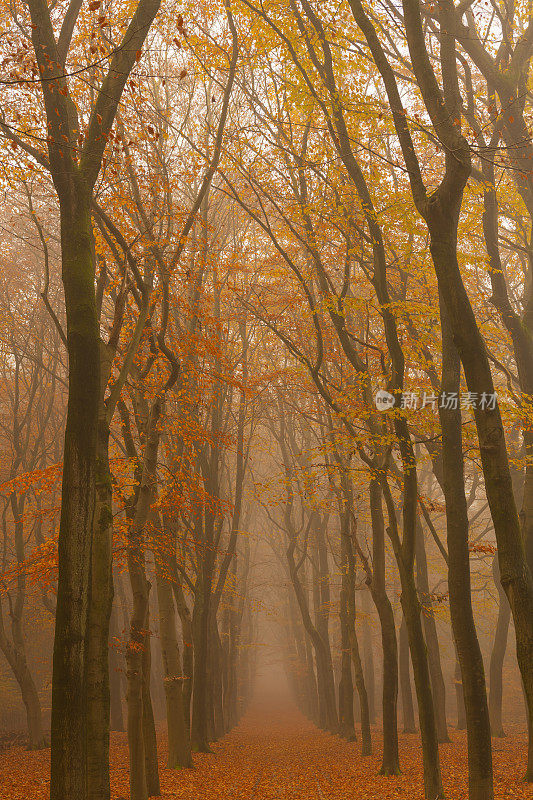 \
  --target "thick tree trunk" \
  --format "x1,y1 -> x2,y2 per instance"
191,580 -> 213,752
86,417 -> 113,800
427,203 -> 533,783
51,202 -> 100,800
399,616 -> 416,733
439,300 -> 494,800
